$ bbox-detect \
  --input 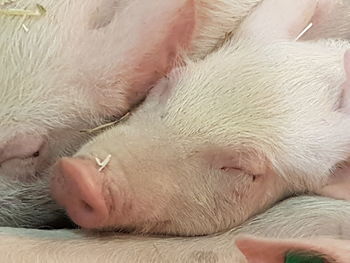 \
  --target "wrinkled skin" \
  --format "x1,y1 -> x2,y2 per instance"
1,196 -> 350,262
51,0 -> 350,236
